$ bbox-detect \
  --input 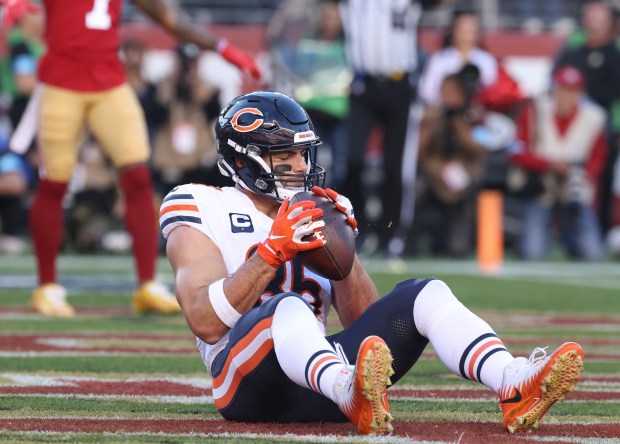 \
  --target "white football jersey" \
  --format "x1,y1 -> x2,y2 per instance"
159,184 -> 333,375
